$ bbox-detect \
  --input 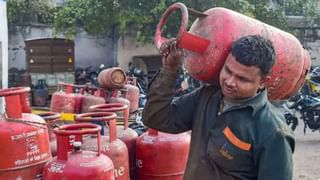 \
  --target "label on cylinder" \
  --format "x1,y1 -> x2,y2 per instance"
141,136 -> 154,144
136,159 -> 143,168
114,166 -> 125,177
9,129 -> 50,166
48,162 -> 66,173
83,144 -> 110,152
